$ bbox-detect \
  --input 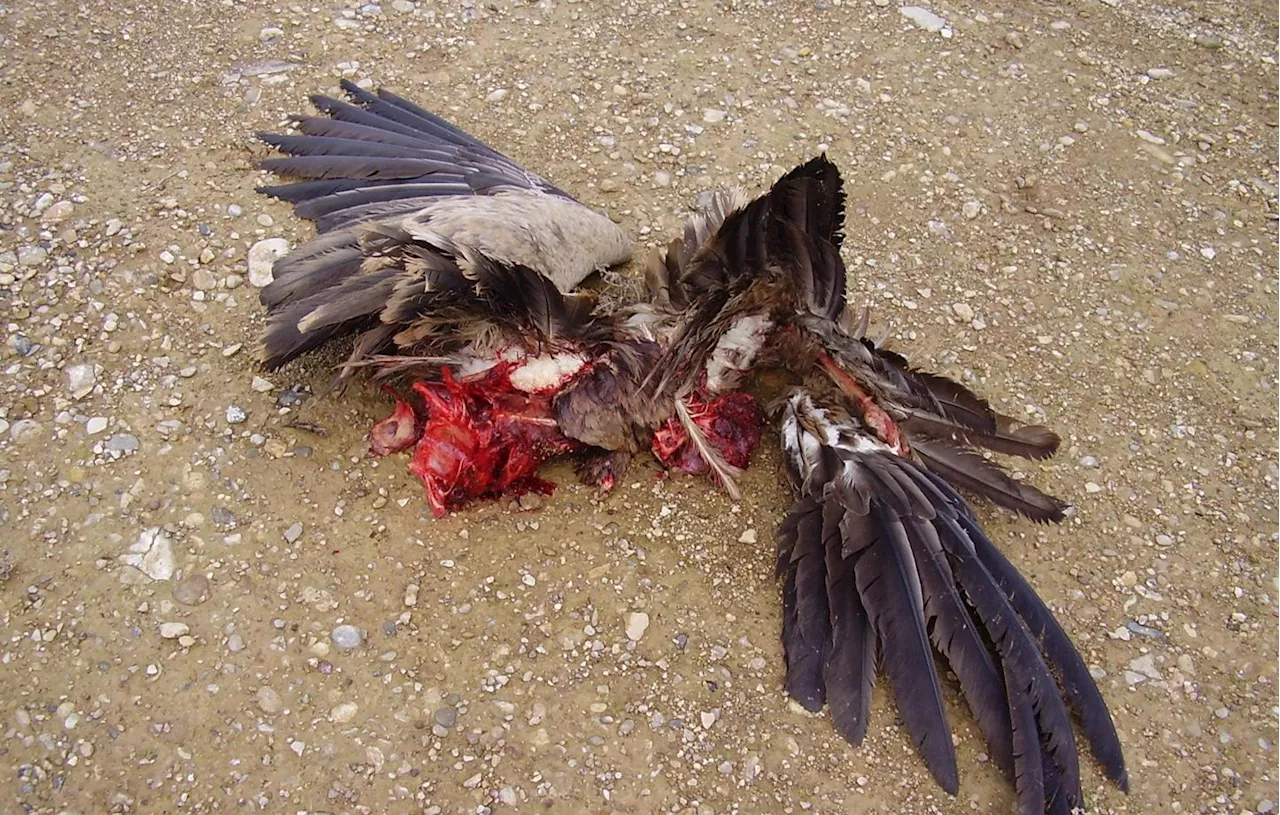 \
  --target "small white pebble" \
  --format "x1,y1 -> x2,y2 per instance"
329,701 -> 359,723
159,622 -> 190,639
331,624 -> 363,650
625,611 -> 650,642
